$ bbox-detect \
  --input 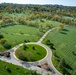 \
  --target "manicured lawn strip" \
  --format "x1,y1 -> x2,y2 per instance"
0,60 -> 40,75
15,44 -> 47,62
43,25 -> 76,75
